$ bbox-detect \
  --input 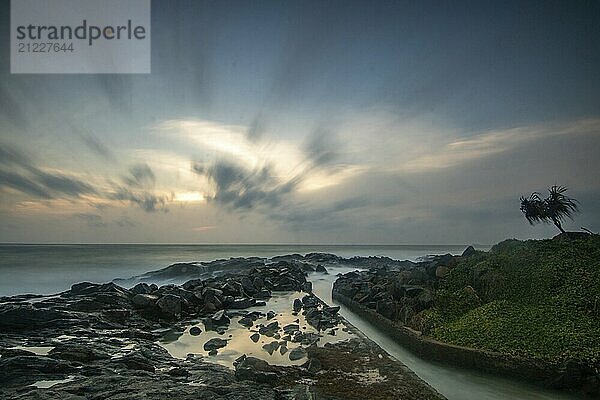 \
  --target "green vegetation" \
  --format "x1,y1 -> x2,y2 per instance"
423,236 -> 600,363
